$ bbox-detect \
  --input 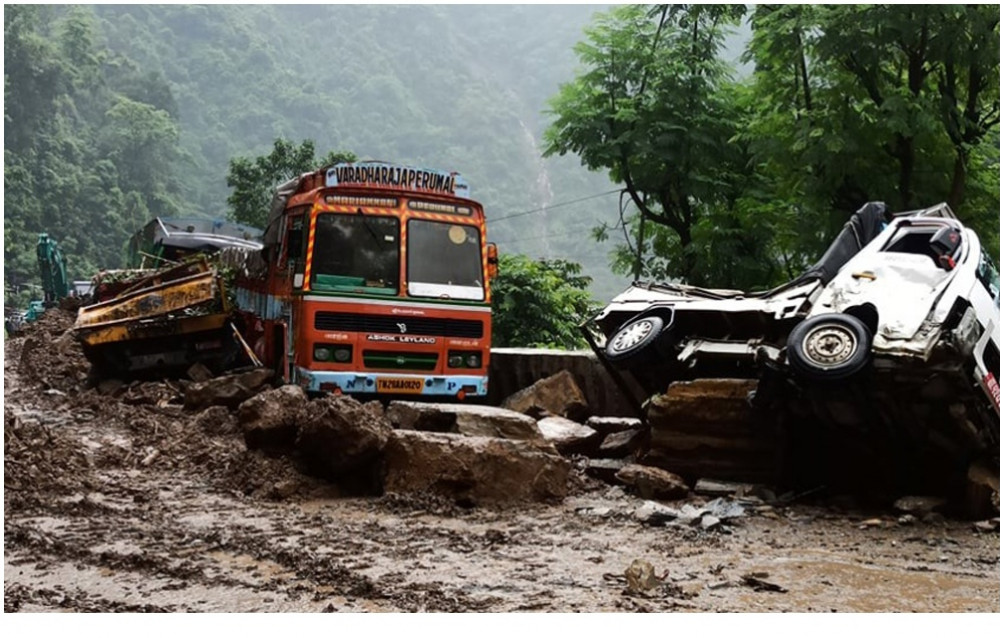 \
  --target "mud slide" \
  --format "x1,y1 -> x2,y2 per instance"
4,310 -> 998,612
